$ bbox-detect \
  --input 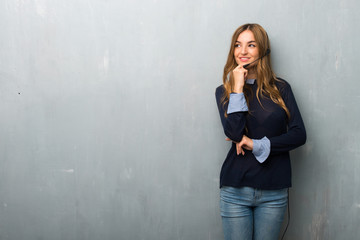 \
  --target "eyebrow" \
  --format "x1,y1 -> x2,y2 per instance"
235,40 -> 256,44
